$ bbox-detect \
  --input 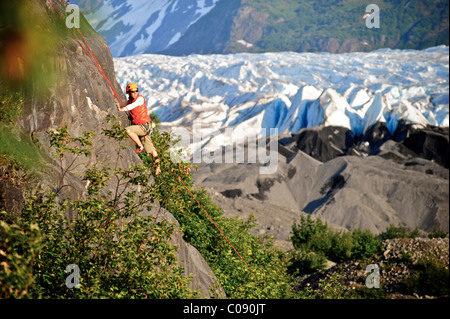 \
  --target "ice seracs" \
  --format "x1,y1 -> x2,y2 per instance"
114,46 -> 449,154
